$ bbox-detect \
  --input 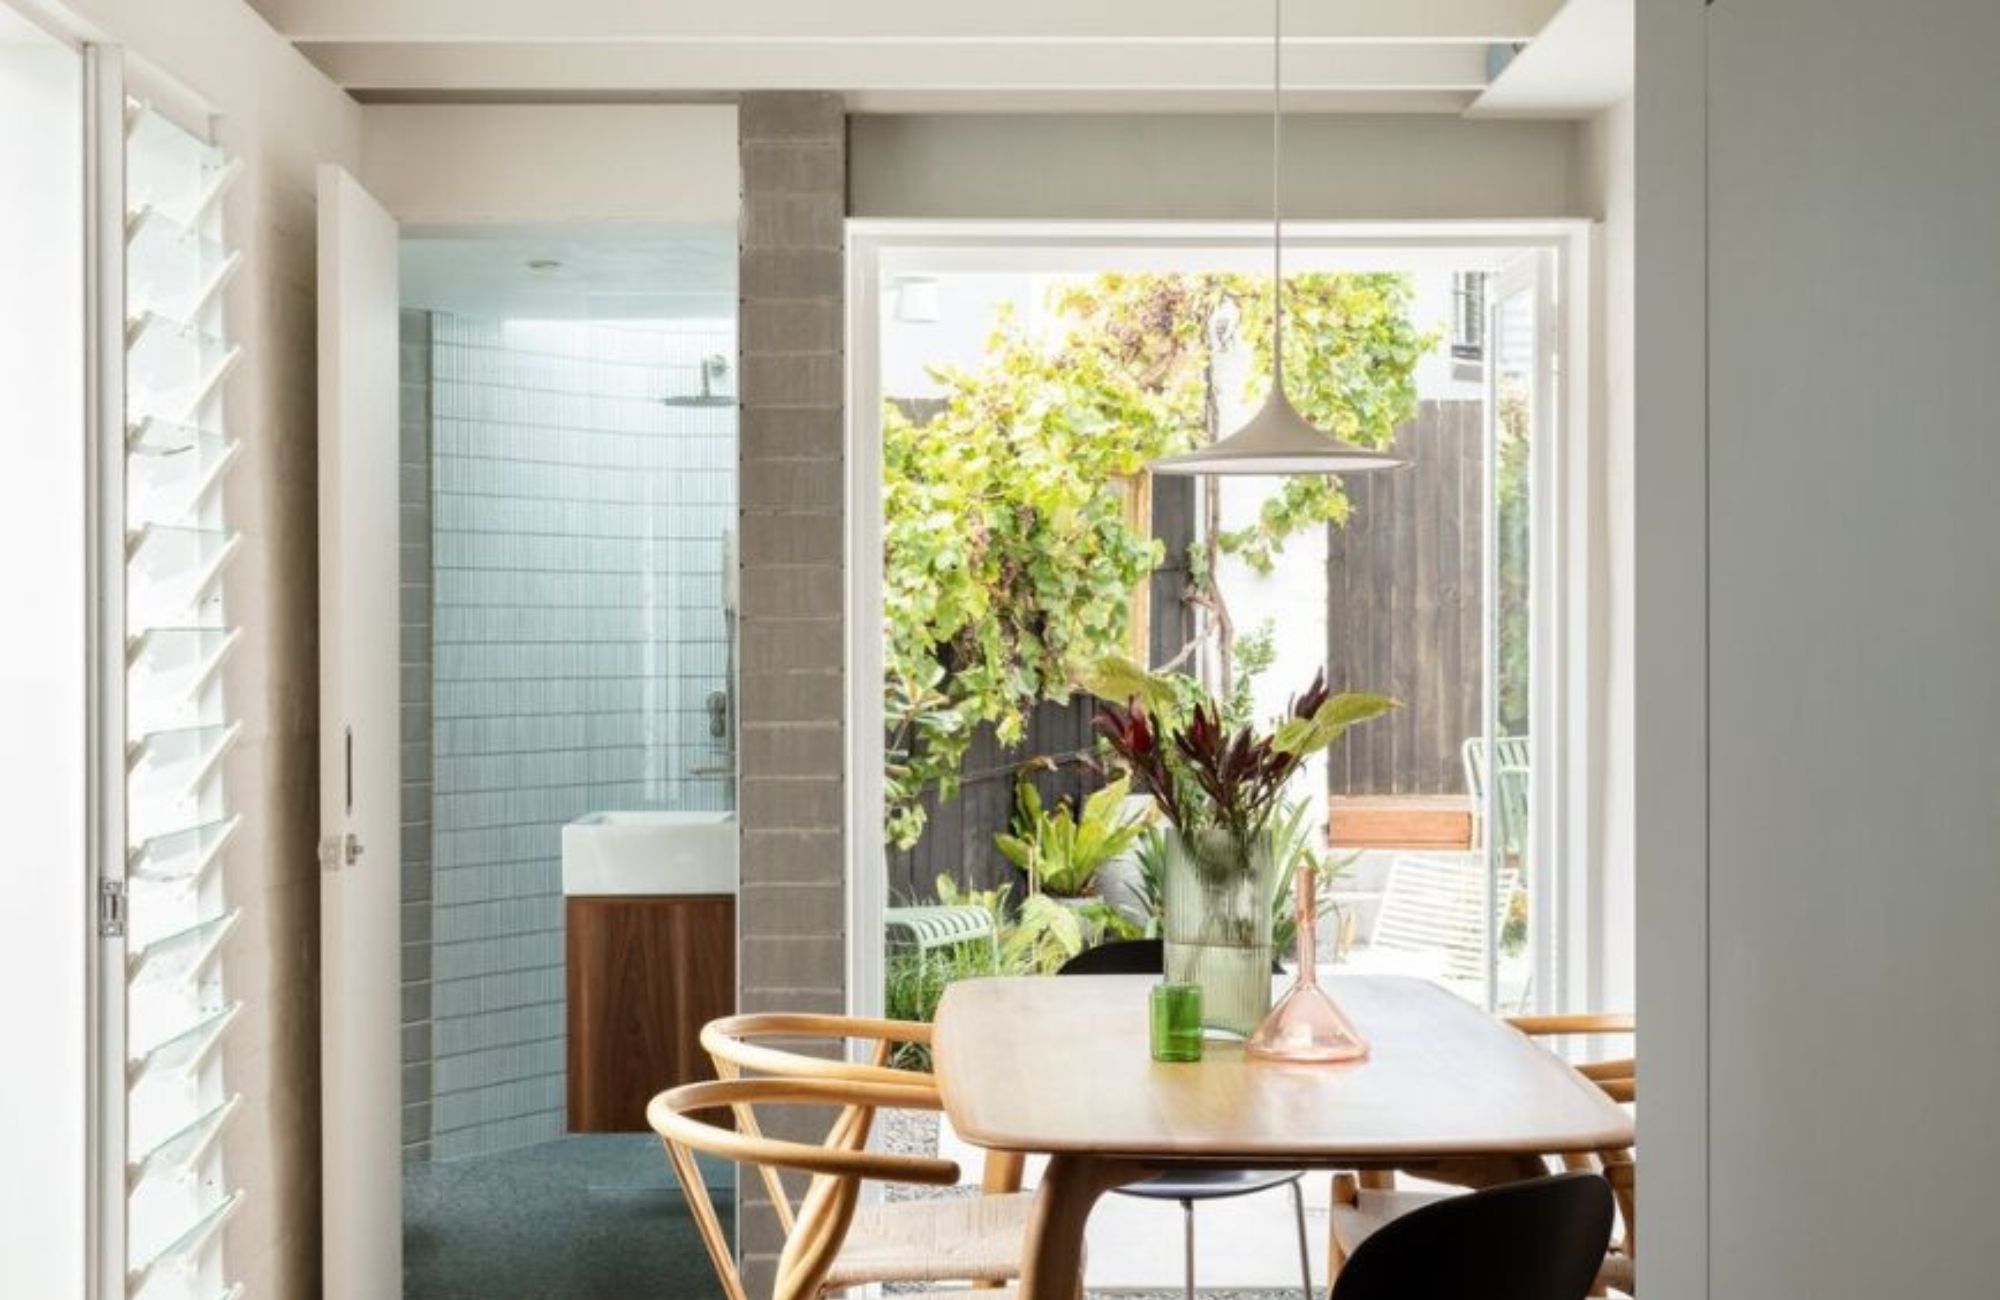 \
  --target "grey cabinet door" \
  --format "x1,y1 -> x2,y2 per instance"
1706,2 -> 2000,1296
